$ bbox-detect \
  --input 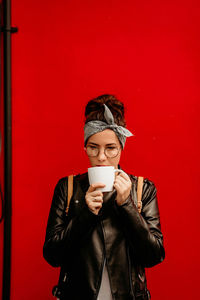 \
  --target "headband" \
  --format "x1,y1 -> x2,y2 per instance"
84,104 -> 133,148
